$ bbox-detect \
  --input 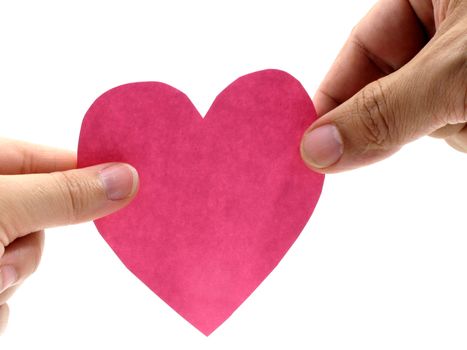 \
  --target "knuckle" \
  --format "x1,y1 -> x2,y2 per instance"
432,52 -> 466,124
4,141 -> 35,175
352,80 -> 397,149
448,56 -> 466,123
50,171 -> 93,223
427,24 -> 467,125
18,147 -> 33,175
